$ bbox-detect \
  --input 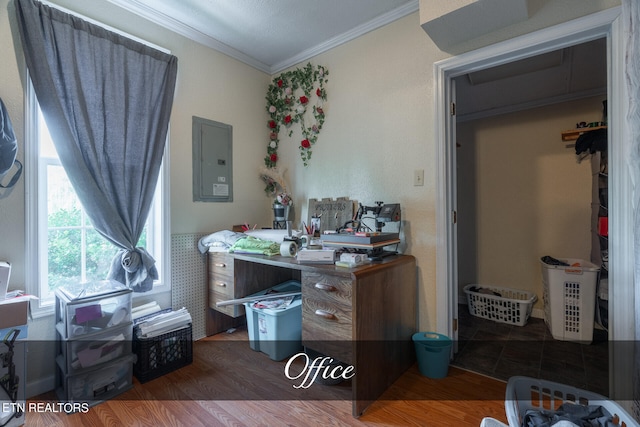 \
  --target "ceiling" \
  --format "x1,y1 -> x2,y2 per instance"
105,0 -> 418,74
454,37 -> 607,121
